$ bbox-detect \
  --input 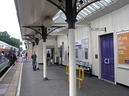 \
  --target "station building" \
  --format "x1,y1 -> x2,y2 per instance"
14,0 -> 129,96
